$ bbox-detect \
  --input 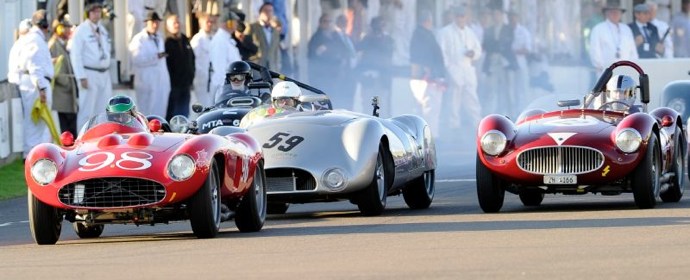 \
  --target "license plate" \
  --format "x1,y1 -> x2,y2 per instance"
543,175 -> 577,185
